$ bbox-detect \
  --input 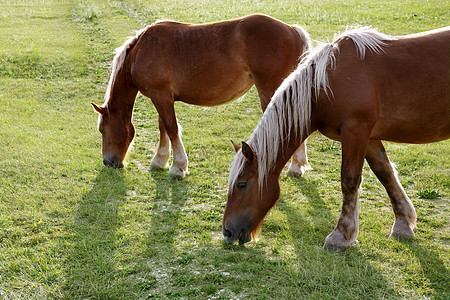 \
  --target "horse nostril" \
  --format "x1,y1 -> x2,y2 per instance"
103,158 -> 115,167
223,229 -> 232,238
103,157 -> 124,168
